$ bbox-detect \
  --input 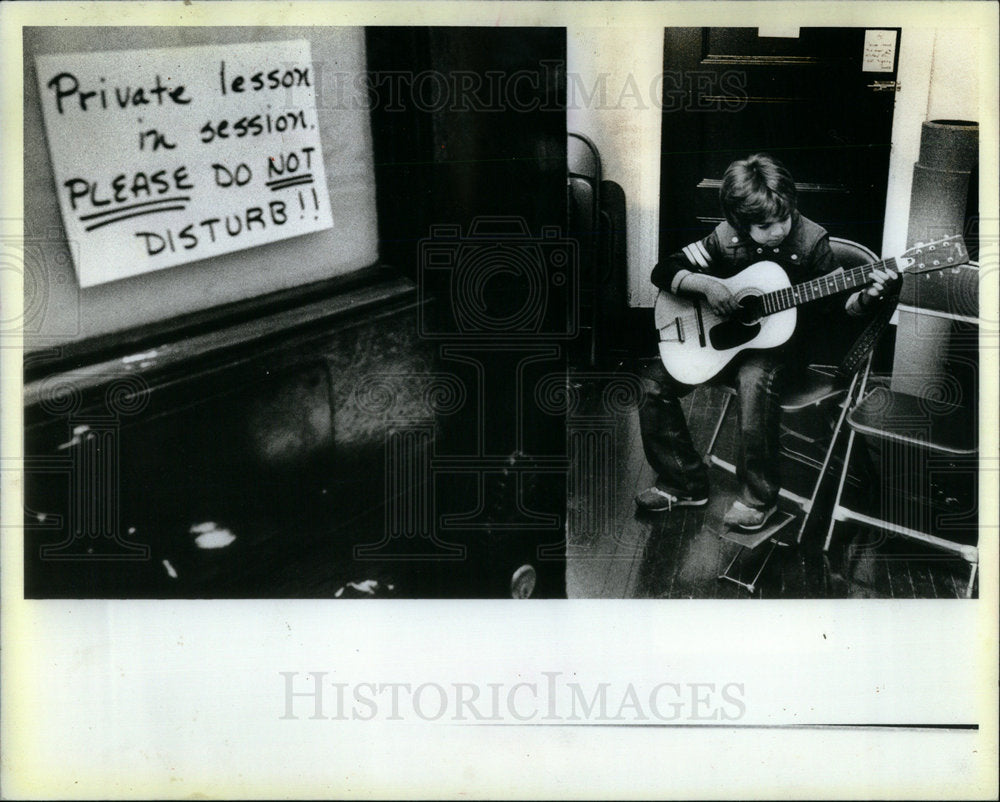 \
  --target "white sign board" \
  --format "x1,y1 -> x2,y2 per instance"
862,29 -> 897,72
36,41 -> 334,287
